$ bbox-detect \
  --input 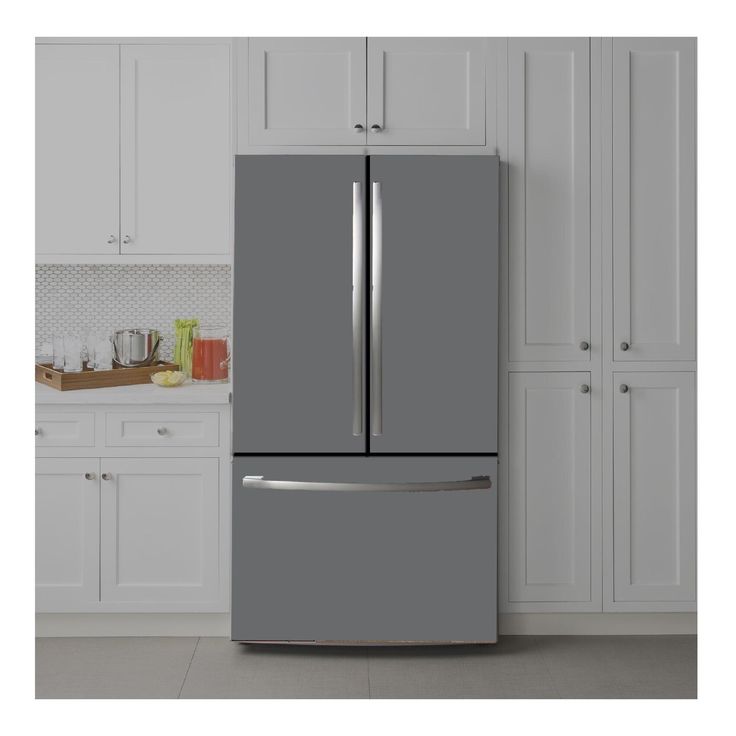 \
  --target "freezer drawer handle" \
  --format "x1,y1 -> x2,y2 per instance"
242,475 -> 491,493
371,181 -> 383,436
352,181 -> 365,436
